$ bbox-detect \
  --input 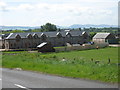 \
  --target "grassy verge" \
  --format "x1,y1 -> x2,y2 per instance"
54,46 -> 65,49
2,47 -> 119,83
